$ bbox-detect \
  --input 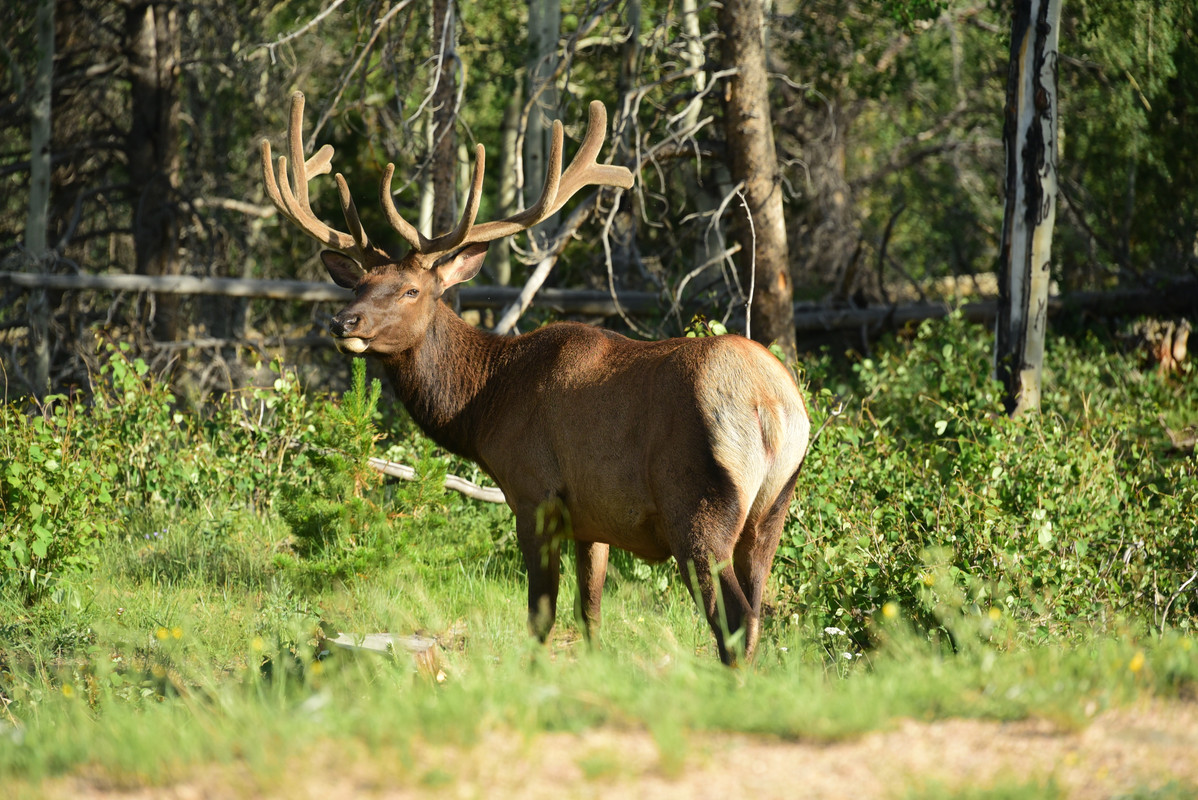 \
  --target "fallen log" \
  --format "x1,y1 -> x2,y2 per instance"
367,456 -> 506,504
790,279 -> 1198,332
2,271 -> 1193,336
0,270 -> 661,315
